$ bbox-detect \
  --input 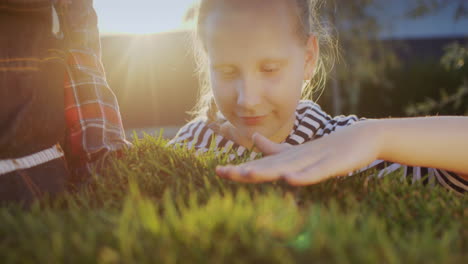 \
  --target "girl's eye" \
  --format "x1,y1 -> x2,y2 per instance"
214,66 -> 238,78
261,63 -> 281,73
